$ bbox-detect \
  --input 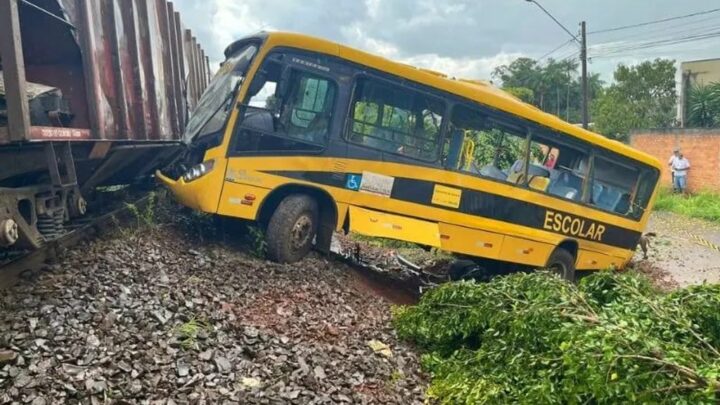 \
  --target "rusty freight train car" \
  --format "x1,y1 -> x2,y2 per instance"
0,0 -> 209,250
